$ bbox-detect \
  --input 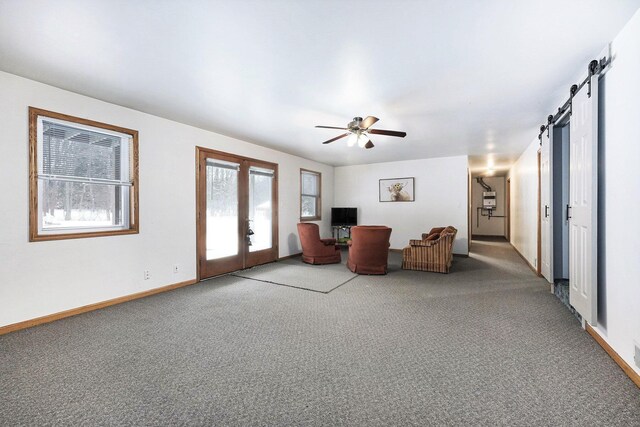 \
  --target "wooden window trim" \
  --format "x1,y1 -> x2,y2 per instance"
300,168 -> 321,221
28,107 -> 140,242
